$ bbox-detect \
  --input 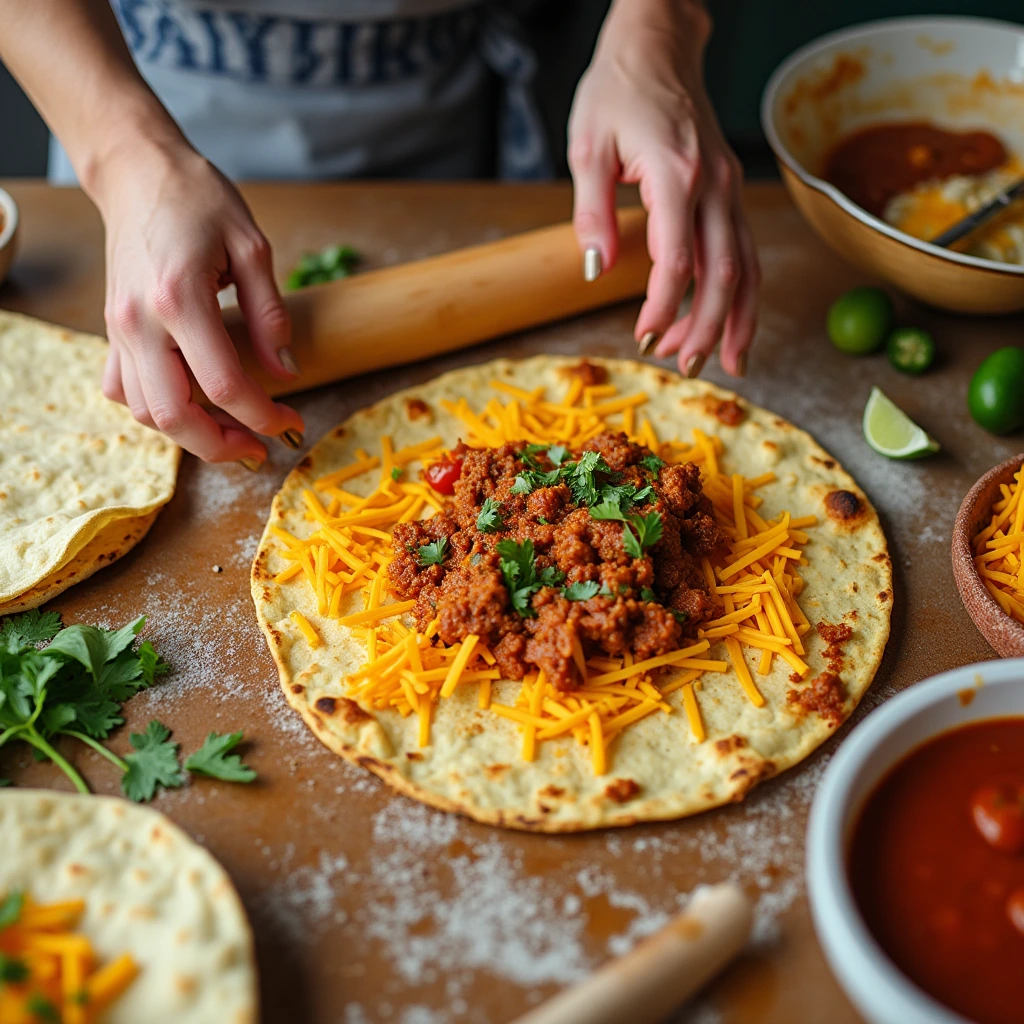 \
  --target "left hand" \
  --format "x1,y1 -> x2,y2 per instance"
567,0 -> 760,378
